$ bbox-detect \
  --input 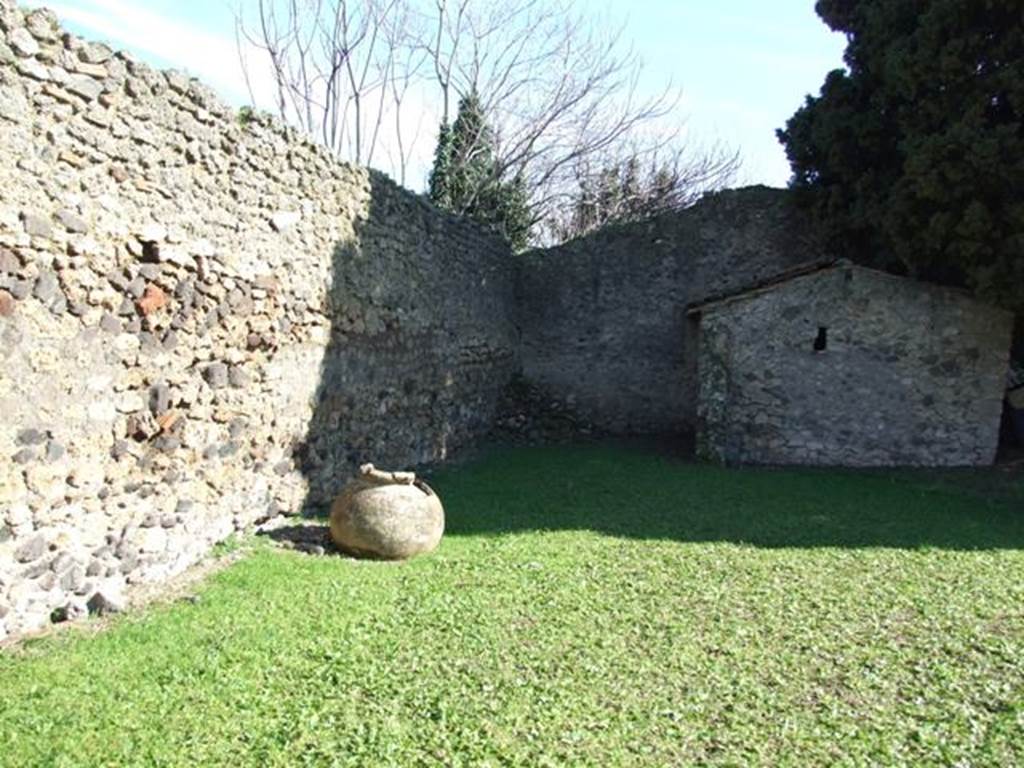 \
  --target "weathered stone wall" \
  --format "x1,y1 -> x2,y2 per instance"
0,3 -> 517,640
2,1 -> 1011,644
694,264 -> 1014,466
517,186 -> 821,433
